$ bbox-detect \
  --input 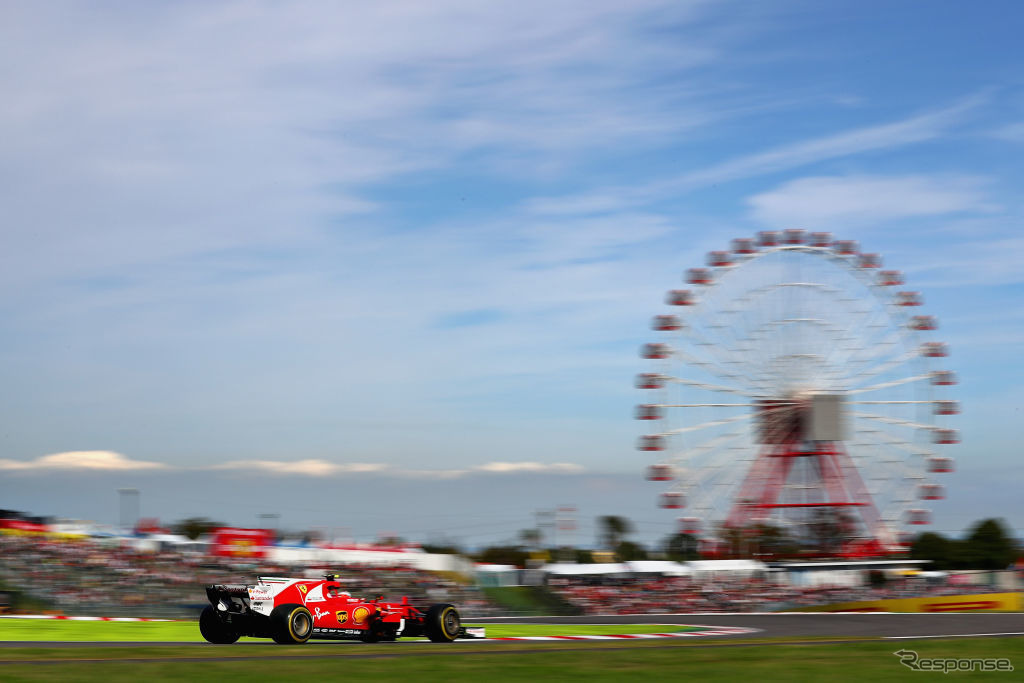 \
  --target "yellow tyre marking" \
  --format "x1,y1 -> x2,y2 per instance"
441,607 -> 457,640
288,607 -> 311,642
